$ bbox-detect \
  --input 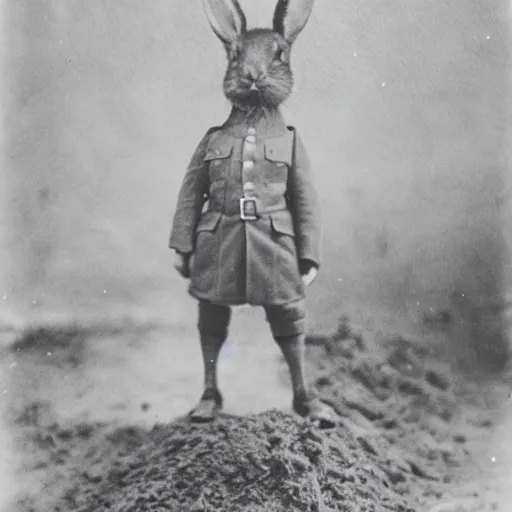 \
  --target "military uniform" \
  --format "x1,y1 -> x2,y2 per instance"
169,111 -> 321,338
